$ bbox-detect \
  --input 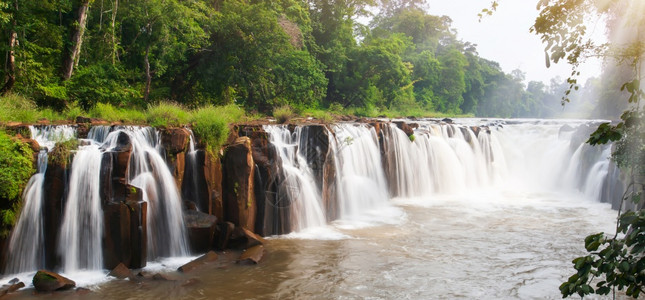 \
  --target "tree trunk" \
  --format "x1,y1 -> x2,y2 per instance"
111,0 -> 118,64
0,1 -> 18,94
144,44 -> 151,102
61,0 -> 90,80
